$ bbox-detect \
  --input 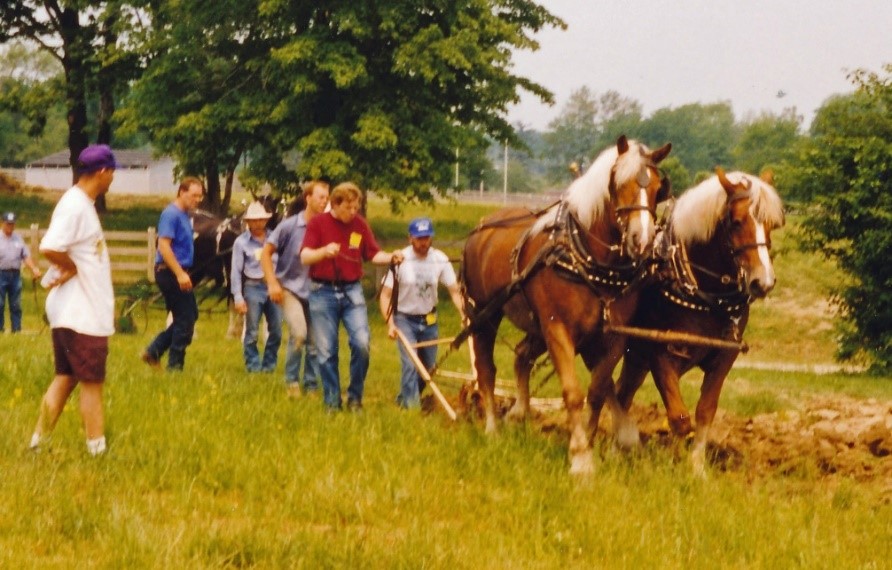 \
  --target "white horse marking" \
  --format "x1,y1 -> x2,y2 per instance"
753,220 -> 774,283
